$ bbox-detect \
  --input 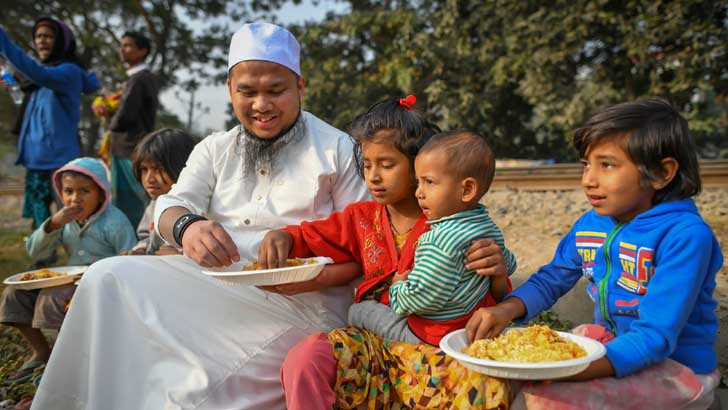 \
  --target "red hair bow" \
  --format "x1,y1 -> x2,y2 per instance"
399,95 -> 416,111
